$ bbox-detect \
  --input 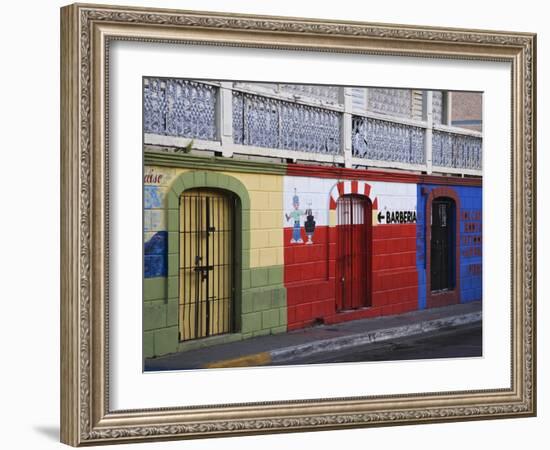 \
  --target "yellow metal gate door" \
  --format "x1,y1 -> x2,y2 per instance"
179,189 -> 234,341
